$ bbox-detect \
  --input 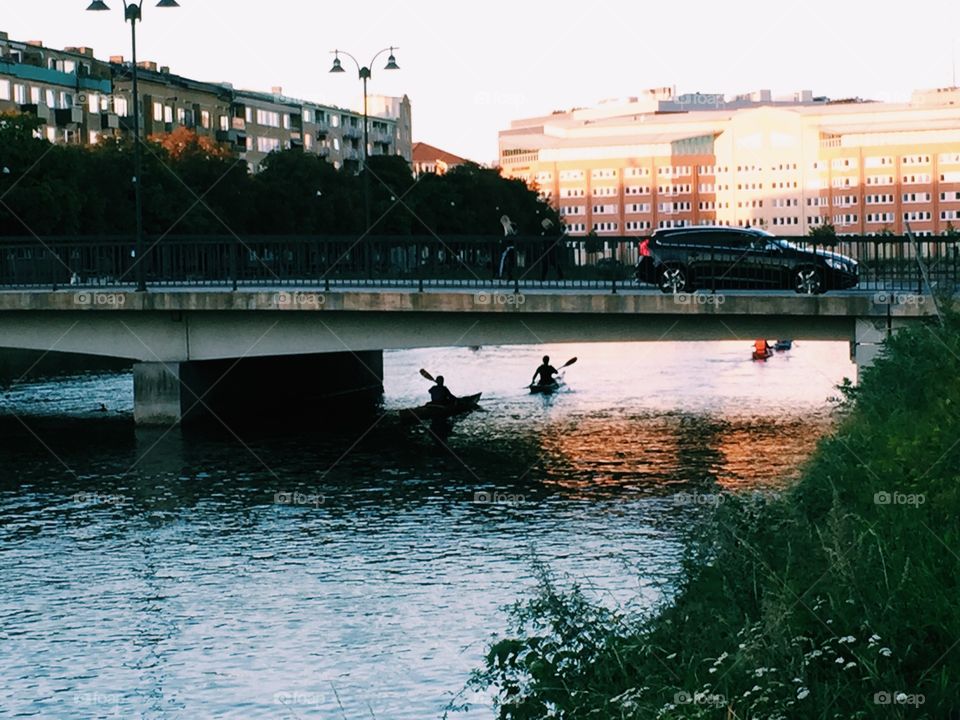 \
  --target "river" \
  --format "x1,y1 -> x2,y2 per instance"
0,340 -> 853,719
